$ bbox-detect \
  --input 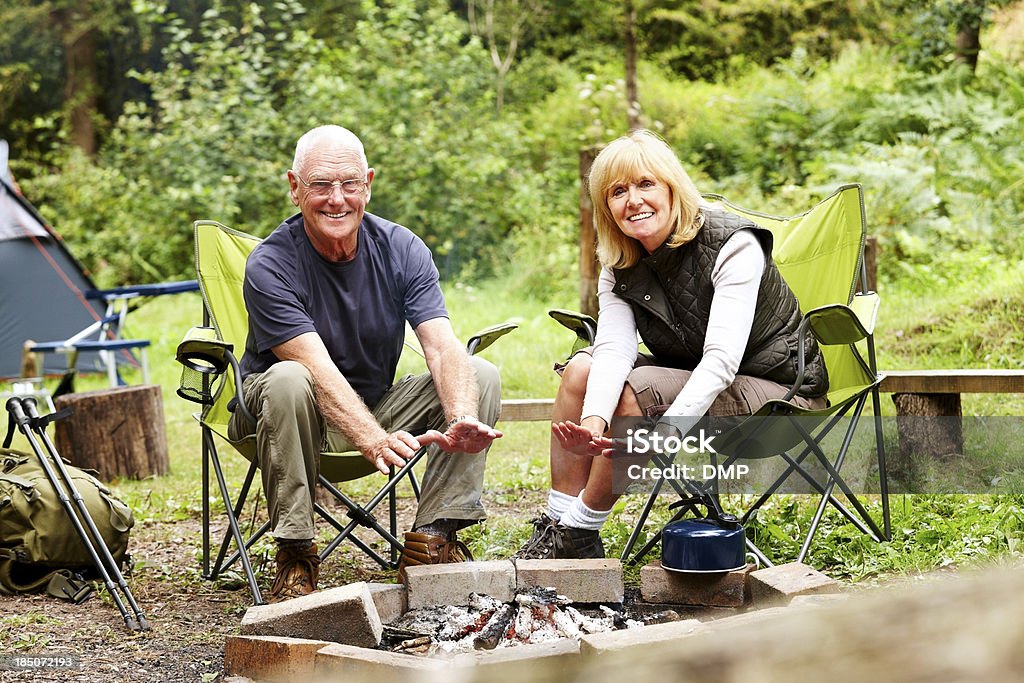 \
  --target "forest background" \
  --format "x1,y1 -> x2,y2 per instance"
2,0 -> 1023,301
